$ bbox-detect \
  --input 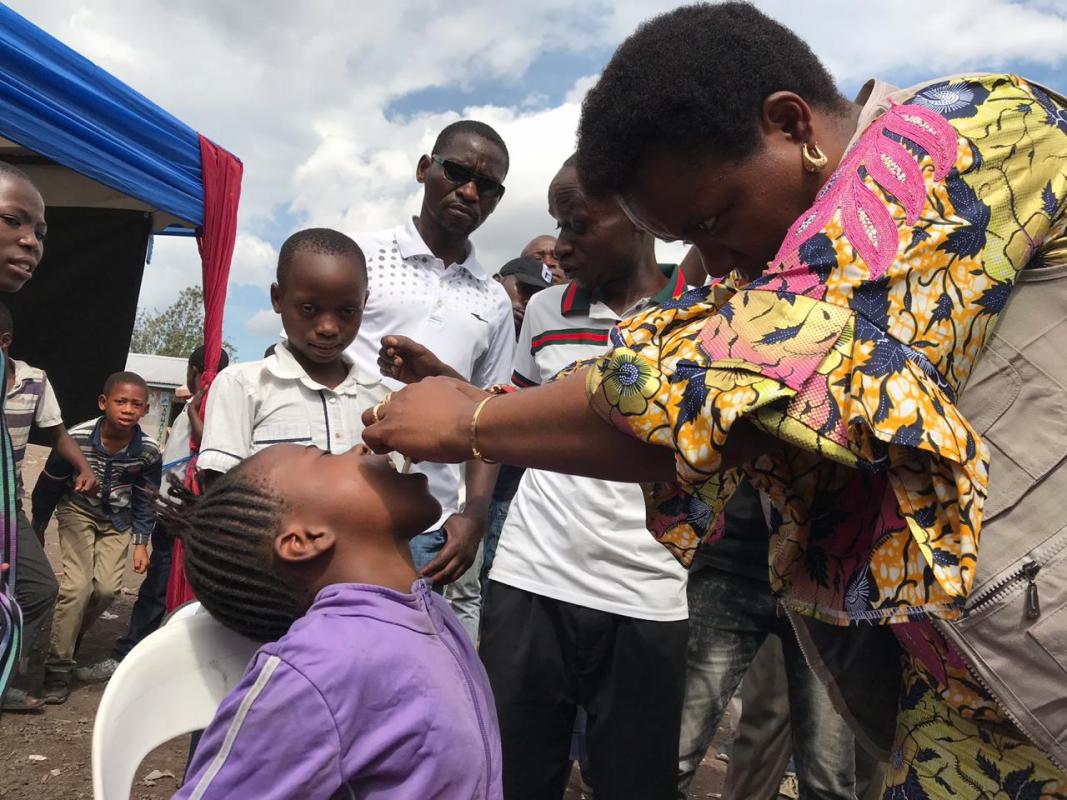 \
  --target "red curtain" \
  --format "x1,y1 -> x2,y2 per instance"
166,134 -> 242,611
